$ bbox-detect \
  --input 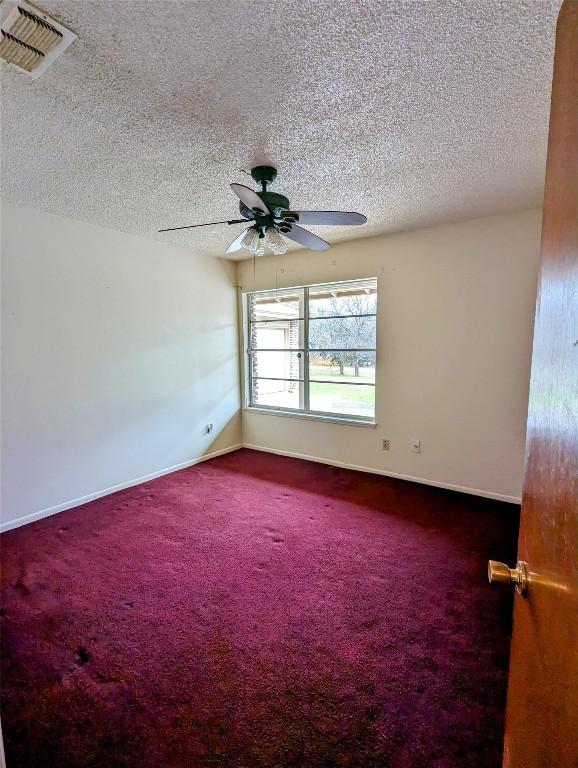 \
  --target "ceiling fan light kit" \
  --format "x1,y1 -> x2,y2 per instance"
242,227 -> 261,255
159,165 -> 367,256
263,226 -> 288,255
